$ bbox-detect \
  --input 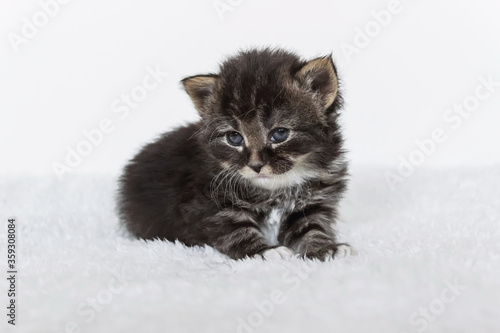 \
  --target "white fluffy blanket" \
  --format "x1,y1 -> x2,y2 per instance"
1,166 -> 499,333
